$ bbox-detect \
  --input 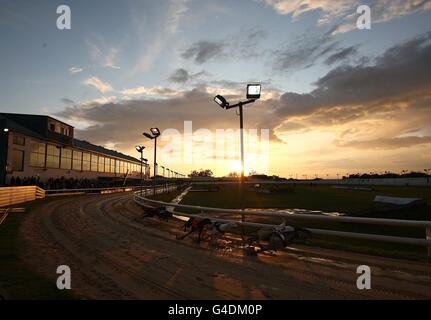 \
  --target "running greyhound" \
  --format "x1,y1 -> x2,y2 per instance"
247,223 -> 312,253
177,217 -> 212,242
207,221 -> 239,245
141,206 -> 172,221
